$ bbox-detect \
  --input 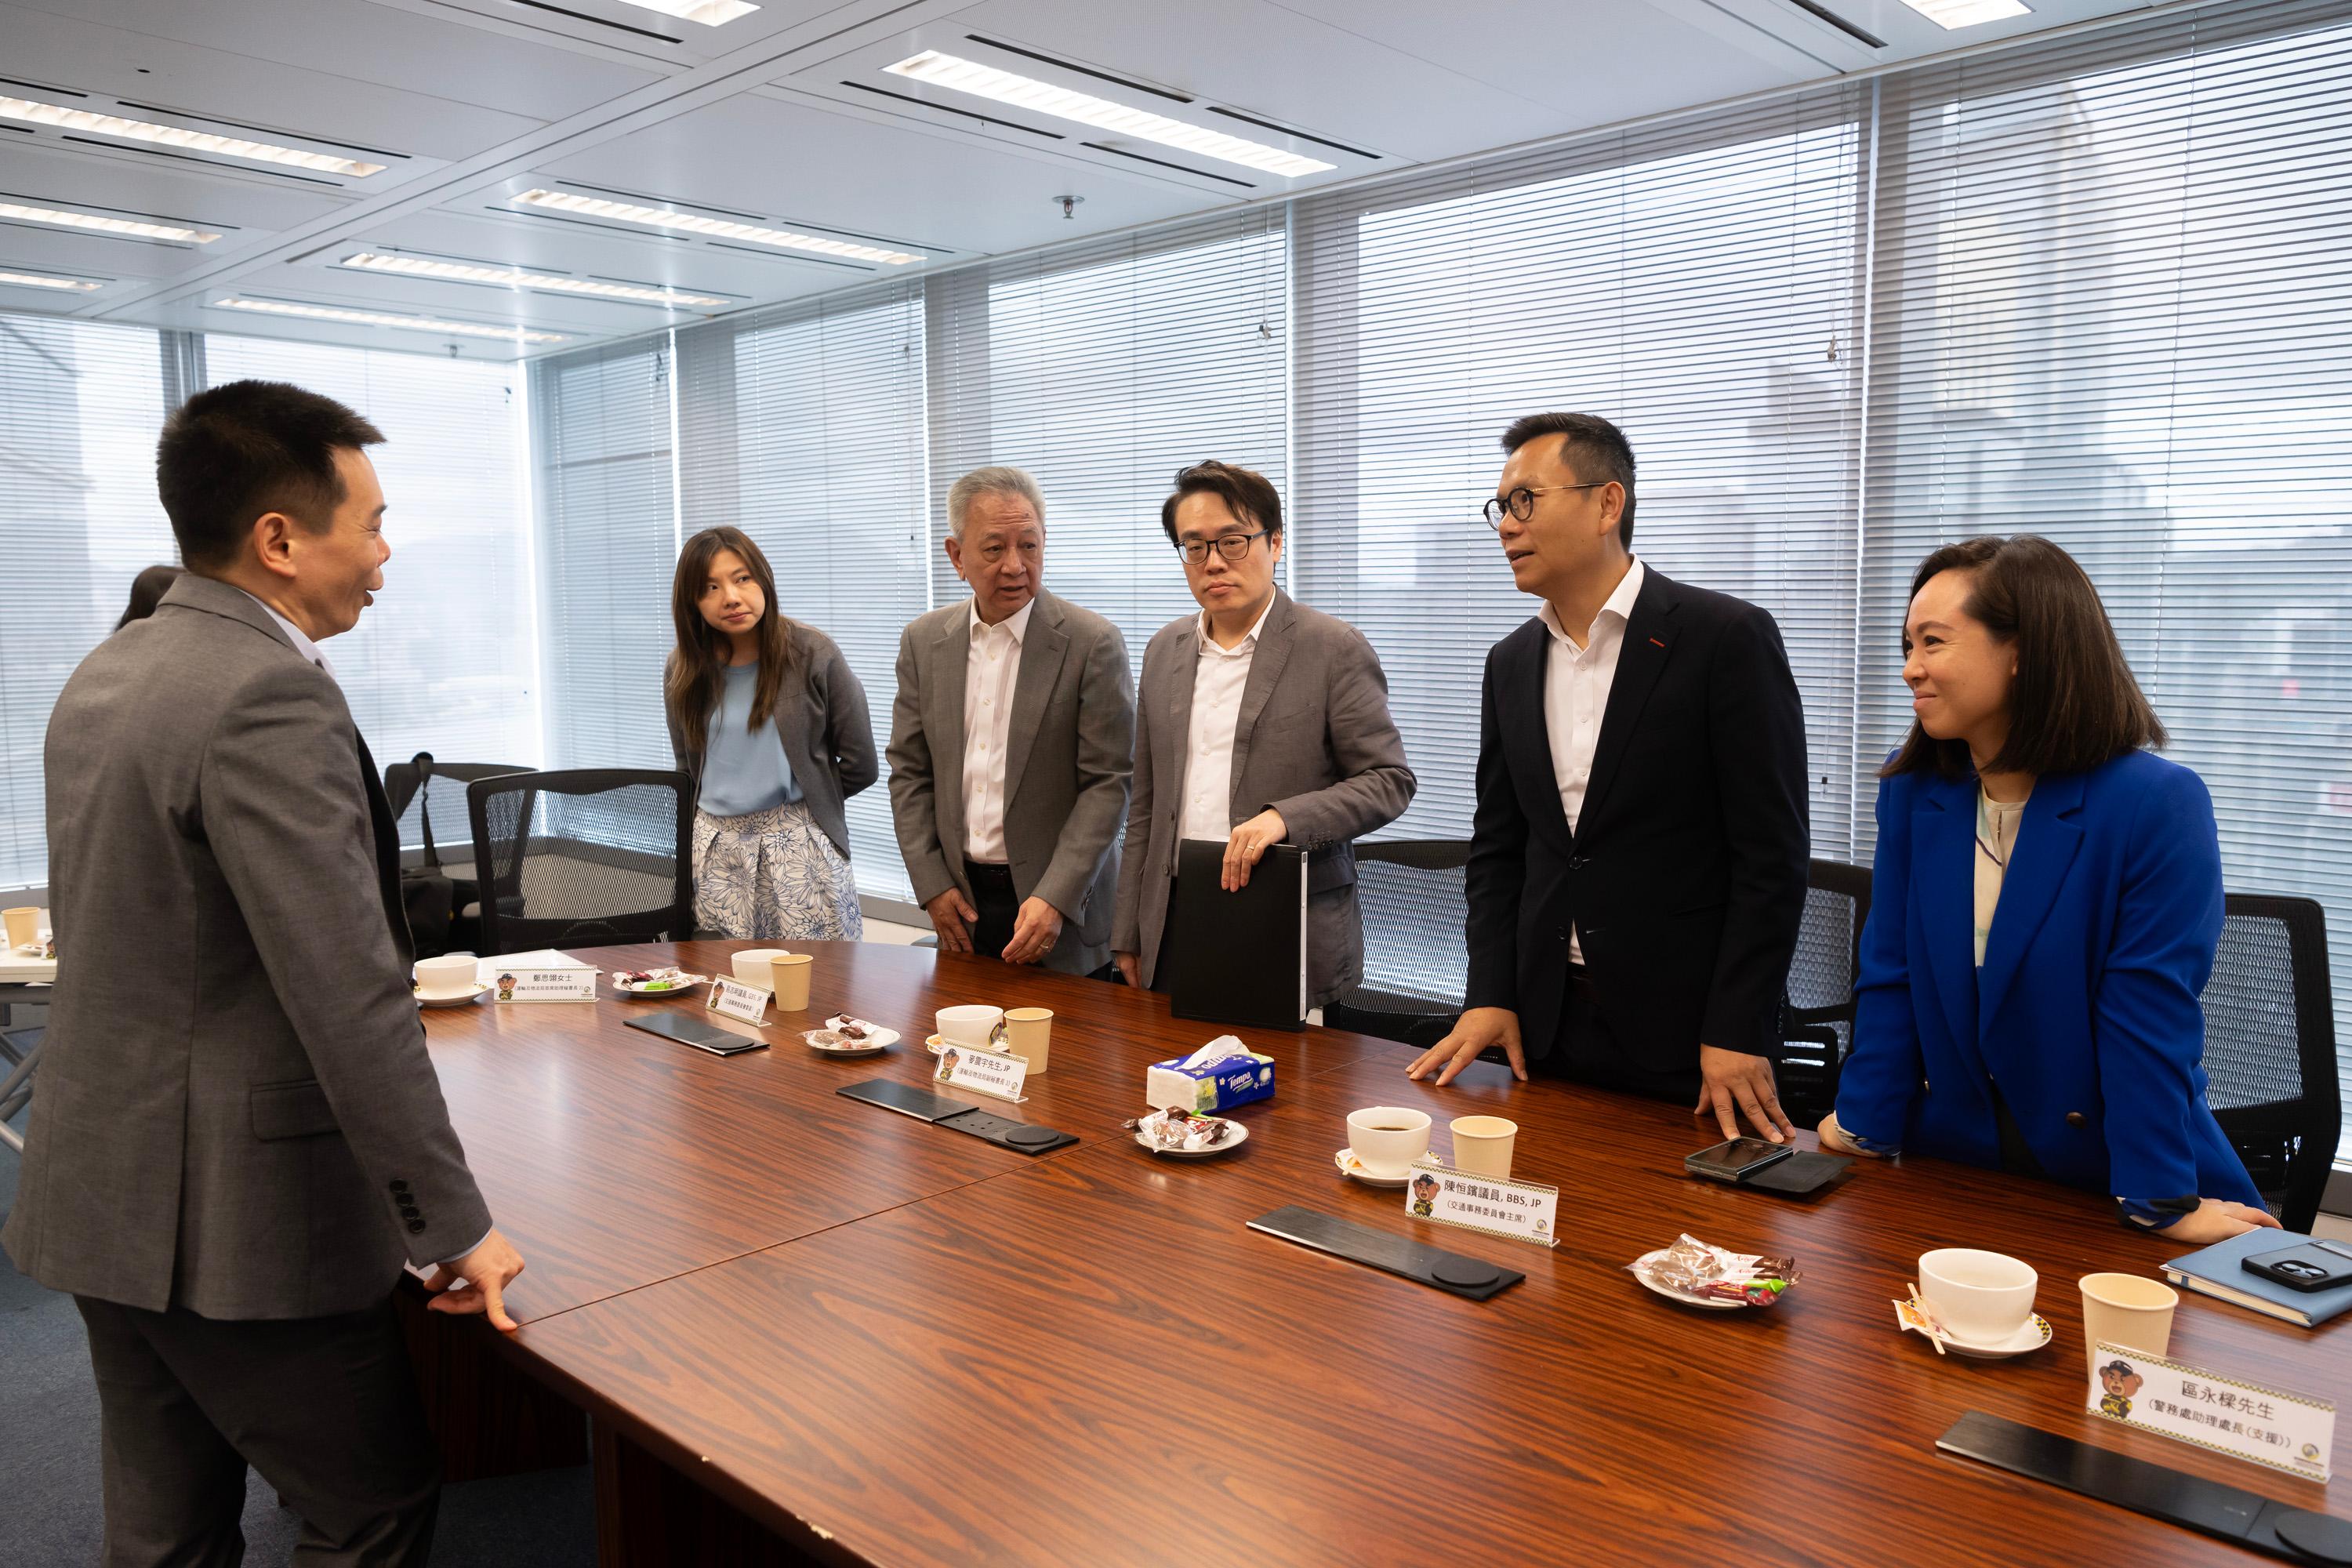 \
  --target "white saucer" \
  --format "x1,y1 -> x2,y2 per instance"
415,982 -> 488,1008
802,1029 -> 889,1058
1941,1314 -> 2053,1359
1137,1120 -> 1250,1159
611,975 -> 706,999
823,1018 -> 901,1051
1334,1147 -> 1412,1188
1629,1249 -> 1746,1311
925,1033 -> 1006,1056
